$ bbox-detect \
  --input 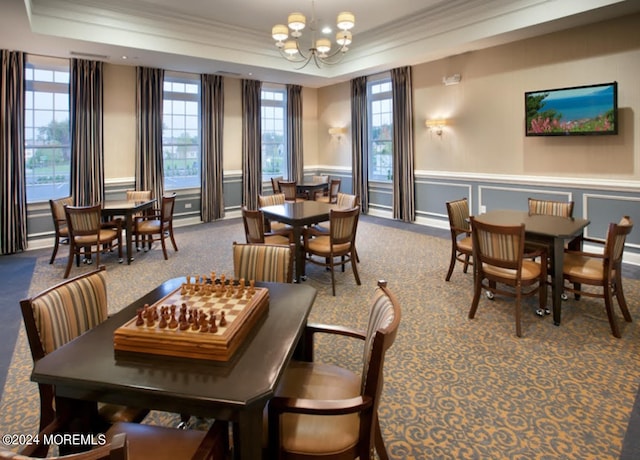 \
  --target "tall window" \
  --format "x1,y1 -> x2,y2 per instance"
24,56 -> 70,203
261,86 -> 288,181
163,73 -> 201,190
367,77 -> 393,182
